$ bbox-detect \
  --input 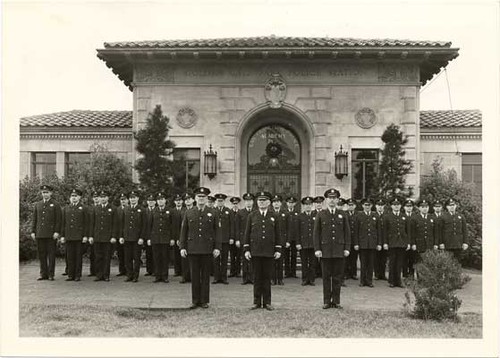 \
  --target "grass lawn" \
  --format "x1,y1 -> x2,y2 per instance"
20,303 -> 482,338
